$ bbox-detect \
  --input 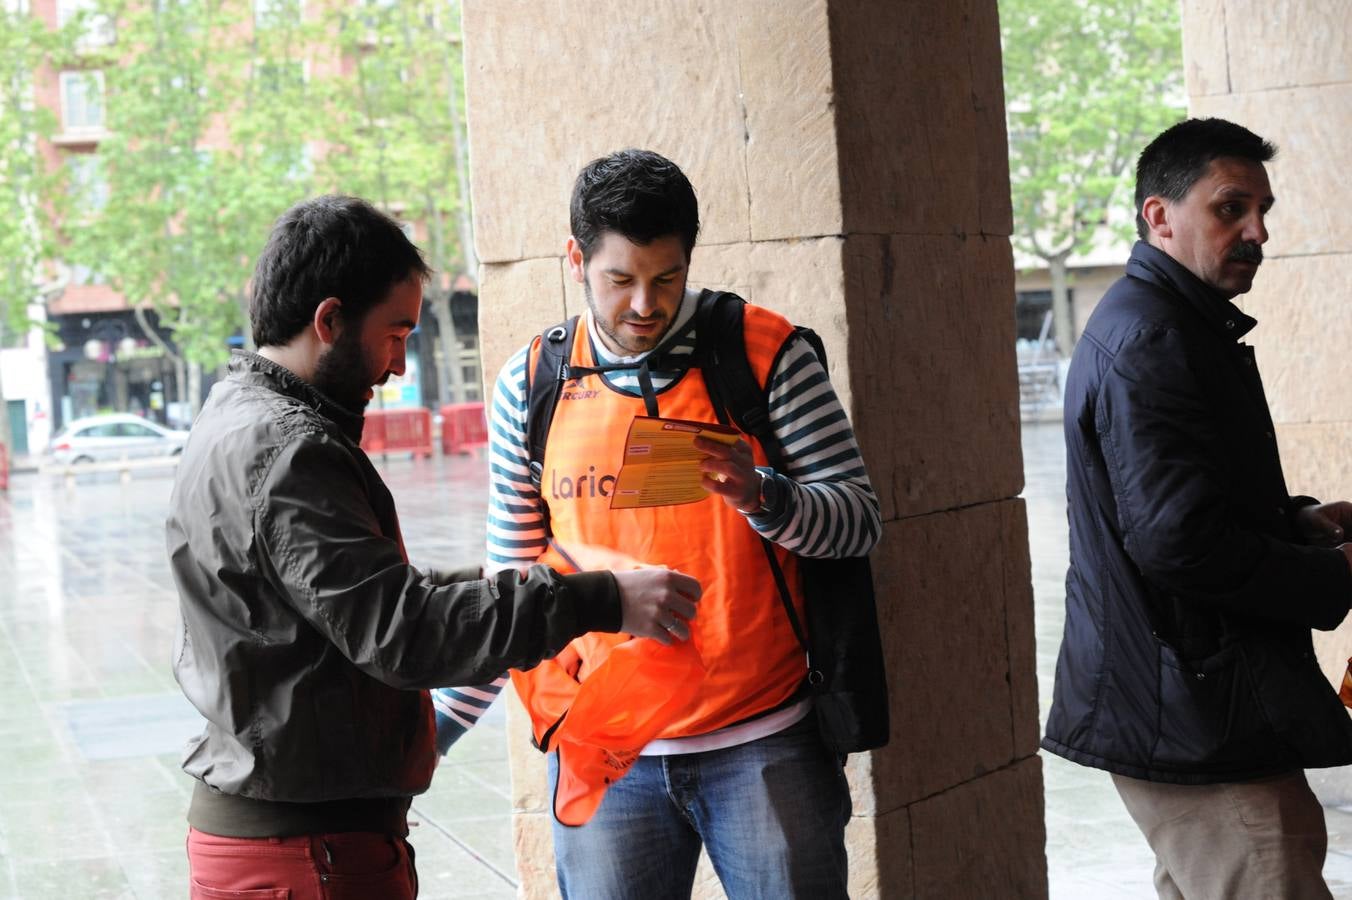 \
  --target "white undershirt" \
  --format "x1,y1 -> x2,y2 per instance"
639,700 -> 812,756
